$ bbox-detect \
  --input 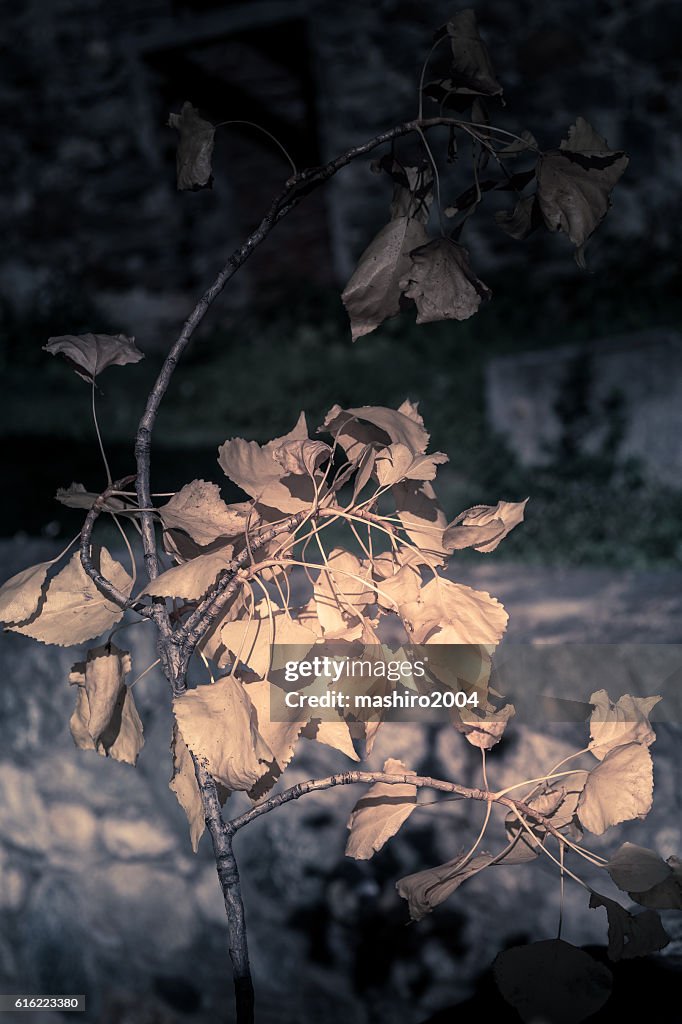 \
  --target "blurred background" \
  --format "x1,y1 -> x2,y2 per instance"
0,0 -> 681,1021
